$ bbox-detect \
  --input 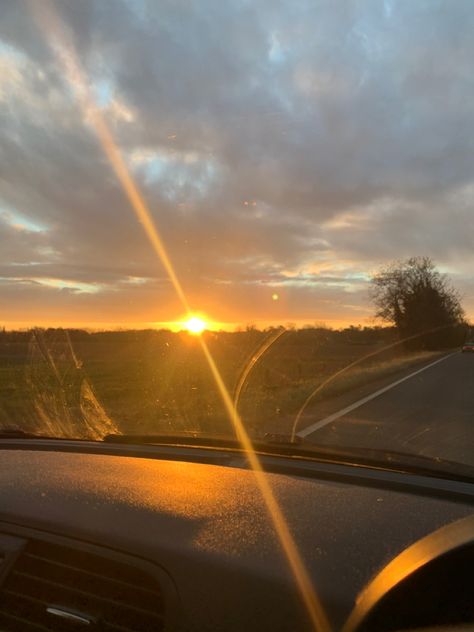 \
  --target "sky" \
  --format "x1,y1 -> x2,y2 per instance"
1,0 -> 474,330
